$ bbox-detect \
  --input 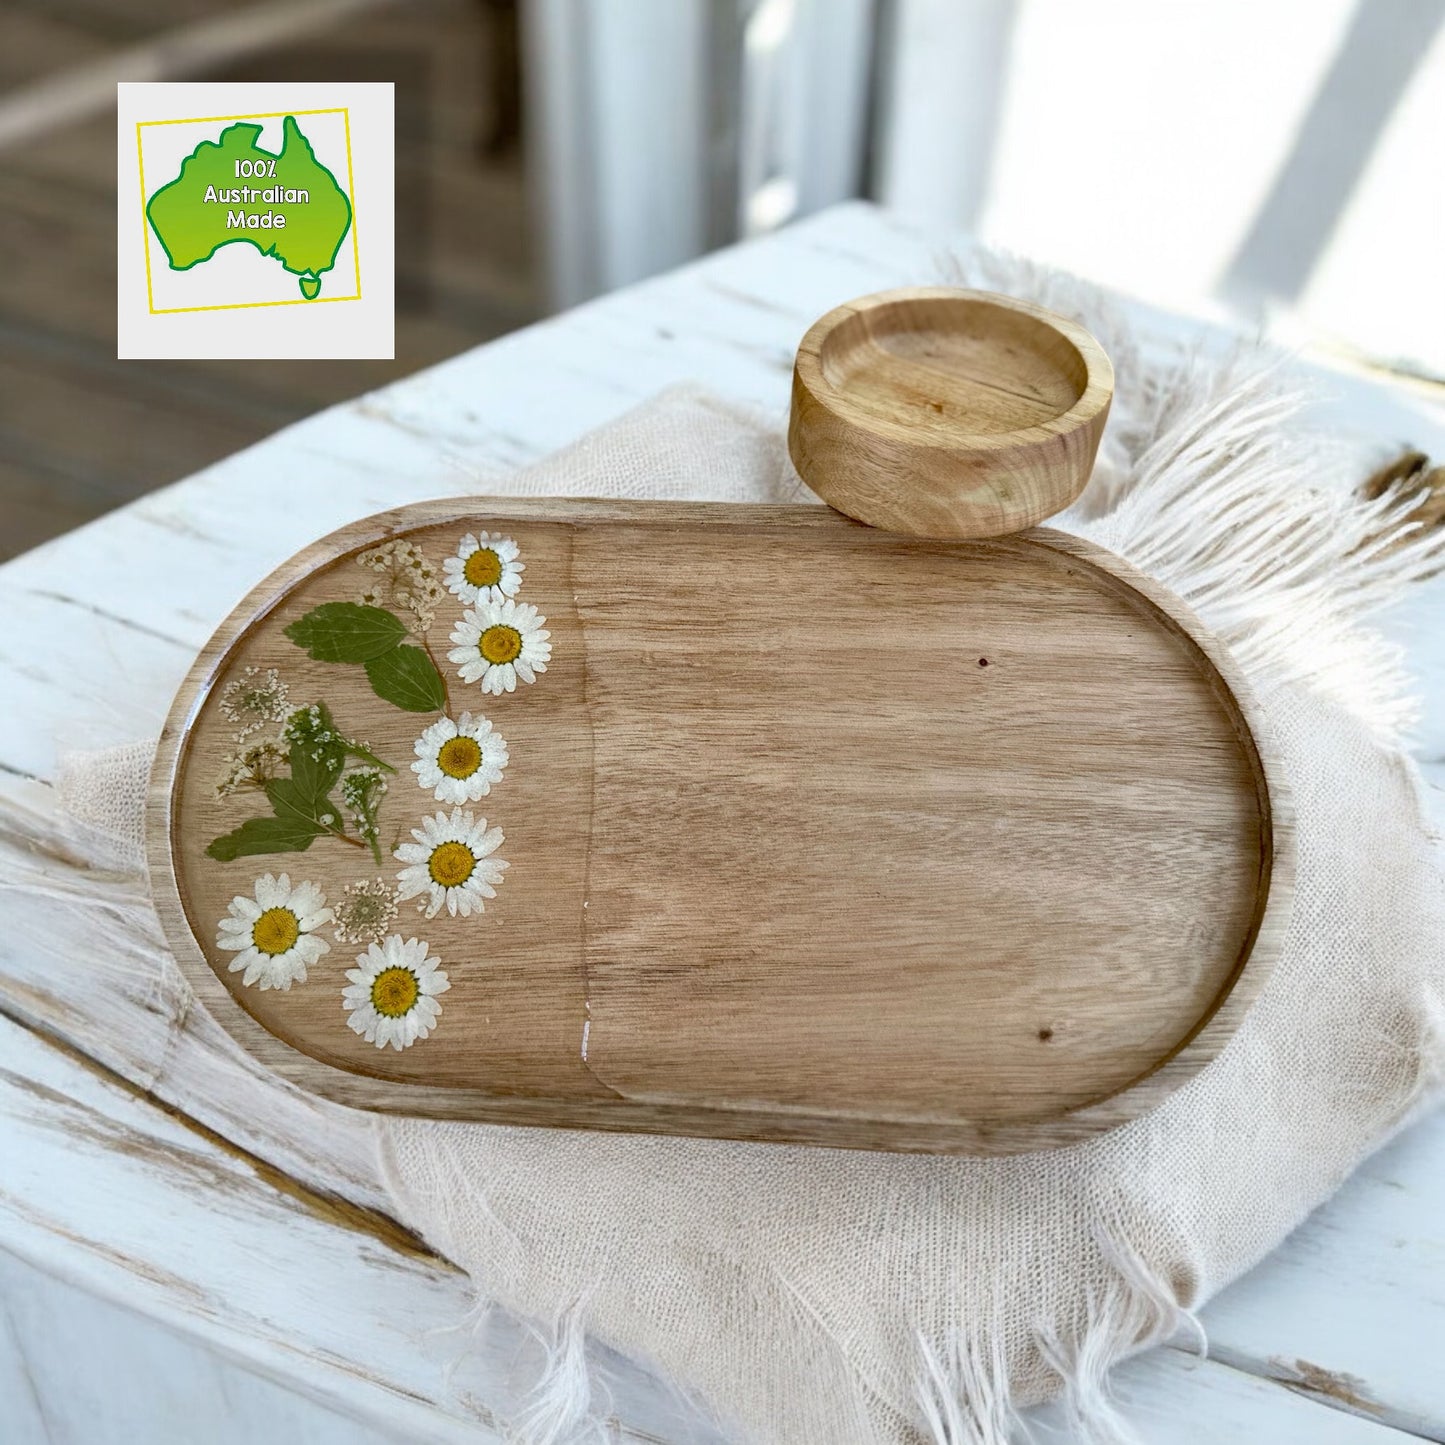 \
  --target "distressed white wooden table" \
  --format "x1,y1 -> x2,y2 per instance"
2,203 -> 1442,1445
